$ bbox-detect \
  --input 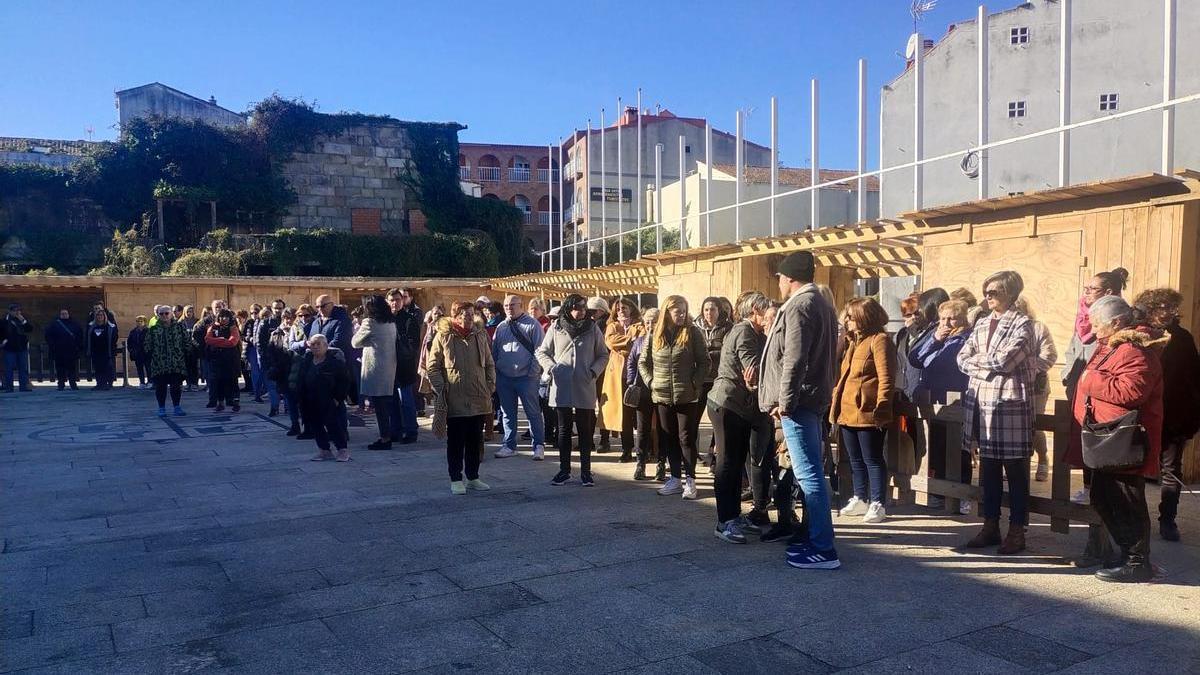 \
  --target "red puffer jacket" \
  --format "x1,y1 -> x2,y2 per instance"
1067,327 -> 1165,477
